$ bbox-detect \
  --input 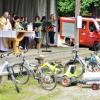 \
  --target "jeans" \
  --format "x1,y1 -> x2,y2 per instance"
20,37 -> 29,49
49,31 -> 55,44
